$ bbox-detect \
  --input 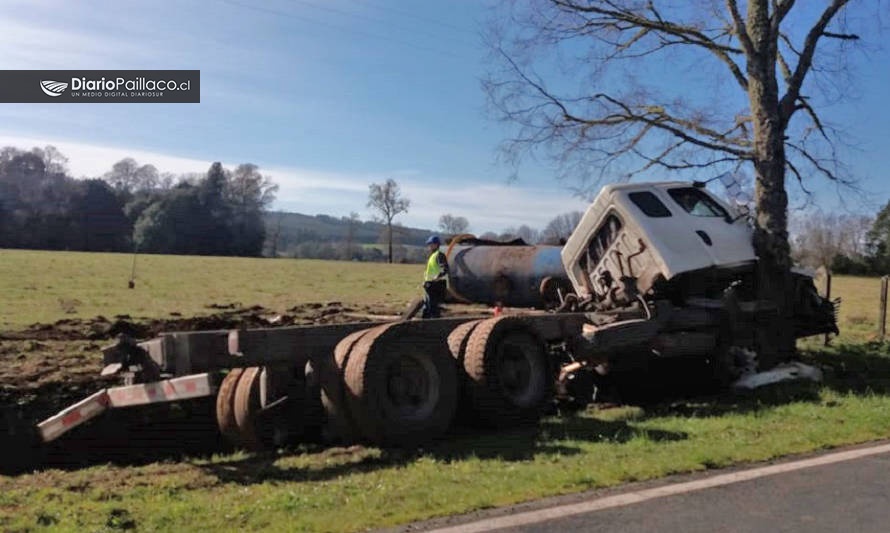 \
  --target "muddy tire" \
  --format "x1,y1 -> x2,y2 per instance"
320,326 -> 383,443
343,323 -> 458,446
447,319 -> 484,361
462,317 -> 553,426
216,367 -> 245,446
447,319 -> 485,417
232,366 -> 305,451
232,366 -> 265,450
